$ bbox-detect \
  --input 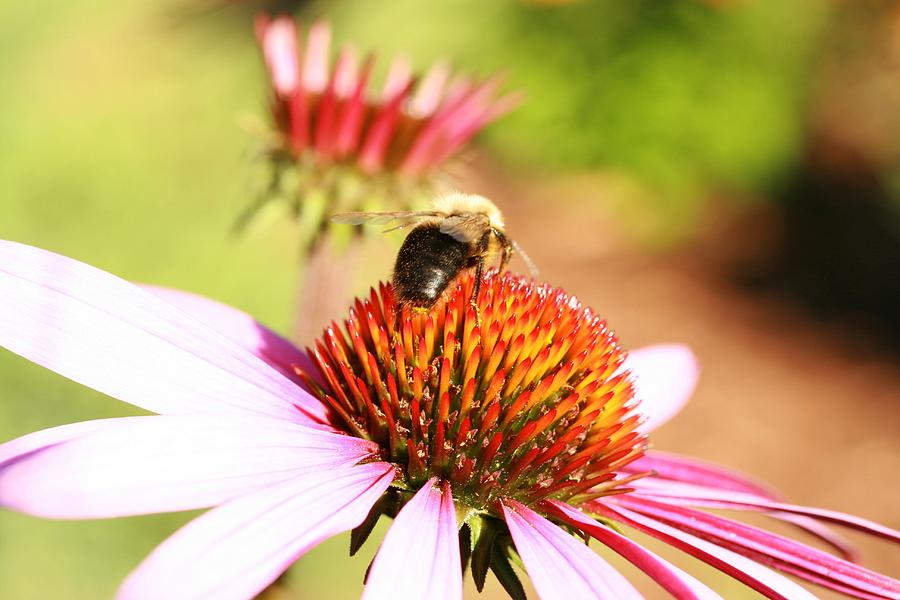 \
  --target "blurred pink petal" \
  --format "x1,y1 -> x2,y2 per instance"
286,88 -> 309,152
616,496 -> 900,599
501,499 -> 643,600
409,78 -> 496,169
381,55 -> 412,99
594,501 -> 821,600
313,51 -> 344,159
333,45 -> 359,98
358,75 -> 415,173
334,53 -> 374,157
143,286 -> 318,384
301,20 -> 331,93
0,241 -> 329,424
431,90 -> 523,163
409,61 -> 450,117
398,80 -> 474,174
629,482 -> 900,543
441,77 -> 504,138
622,344 -> 699,433
0,414 -> 375,519
547,500 -> 722,600
117,462 -> 394,600
259,16 -> 300,96
363,479 -> 461,600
